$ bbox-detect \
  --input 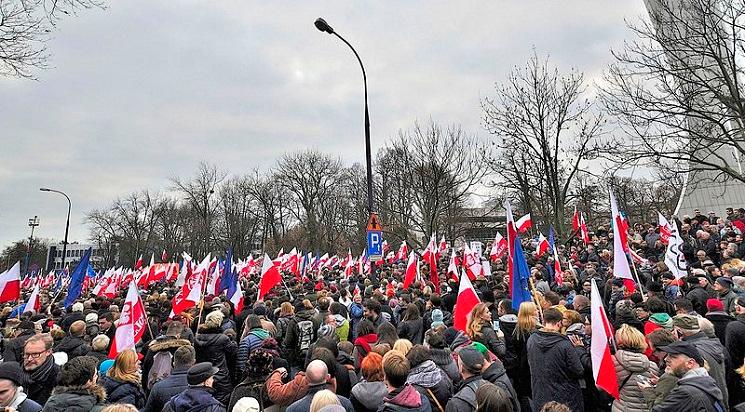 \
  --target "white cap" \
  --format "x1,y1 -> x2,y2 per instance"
232,397 -> 260,412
